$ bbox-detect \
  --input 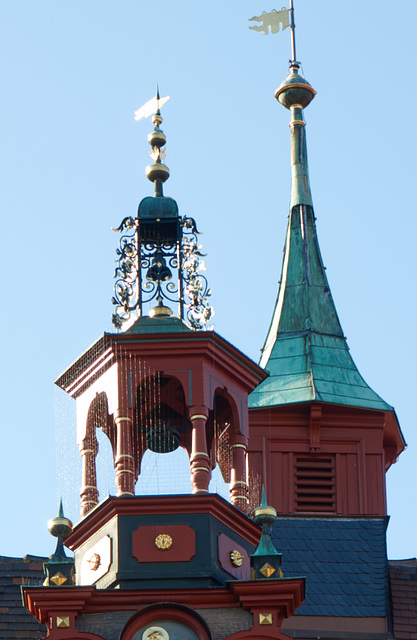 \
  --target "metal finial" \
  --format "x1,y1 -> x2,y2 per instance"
43,501 -> 75,586
144,86 -> 170,196
155,84 -> 161,115
47,500 -> 73,540
289,0 -> 298,66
